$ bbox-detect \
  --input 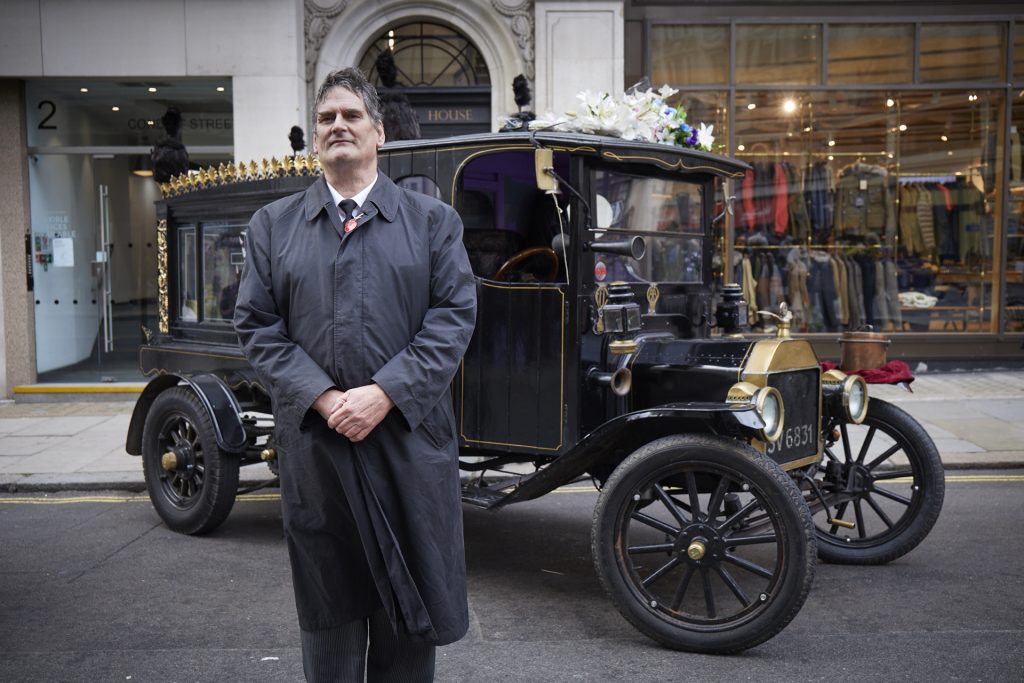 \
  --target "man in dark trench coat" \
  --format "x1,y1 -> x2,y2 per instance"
234,67 -> 477,681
